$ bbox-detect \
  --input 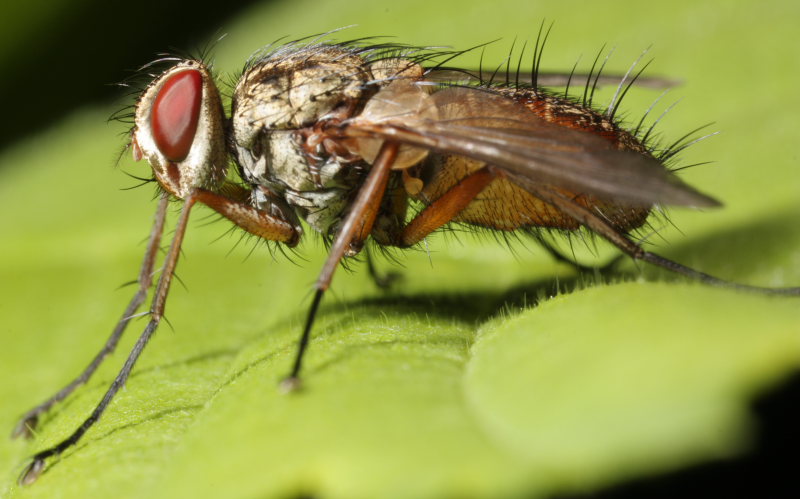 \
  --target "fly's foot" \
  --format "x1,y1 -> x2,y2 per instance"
11,414 -> 39,440
371,269 -> 402,290
18,457 -> 45,486
279,376 -> 303,394
365,253 -> 402,290
586,254 -> 626,277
